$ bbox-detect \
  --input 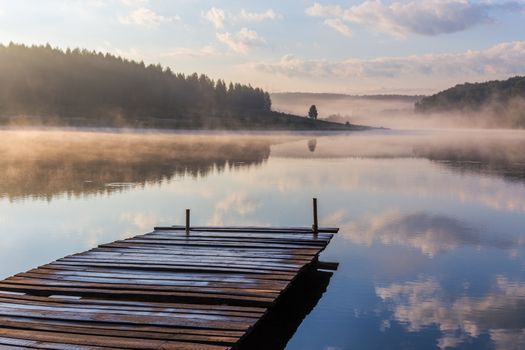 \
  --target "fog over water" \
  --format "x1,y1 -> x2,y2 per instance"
271,93 -> 525,129
1,128 -> 524,350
